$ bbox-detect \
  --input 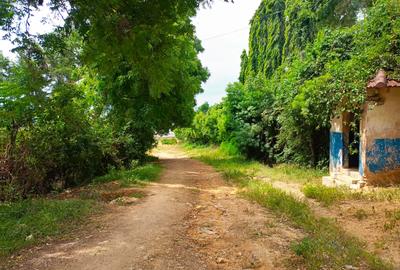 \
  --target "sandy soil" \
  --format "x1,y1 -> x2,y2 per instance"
314,200 -> 400,268
5,145 -> 303,270
257,176 -> 400,268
